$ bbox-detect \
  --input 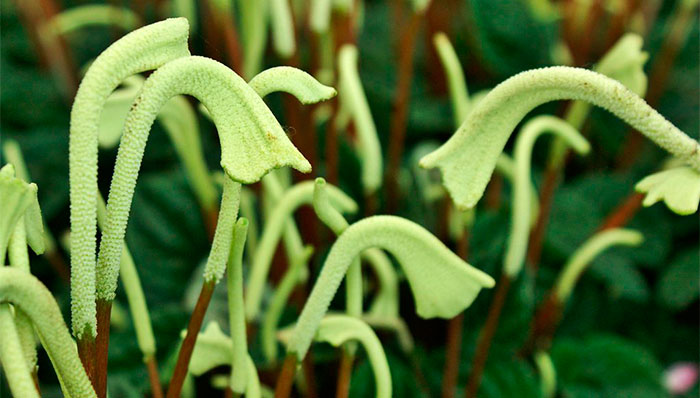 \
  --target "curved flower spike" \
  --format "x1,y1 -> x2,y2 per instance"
635,166 -> 700,215
248,66 -> 337,104
187,322 -> 262,398
338,44 -> 383,195
261,246 -> 314,362
309,0 -> 332,33
534,350 -> 557,398
227,218 -> 249,393
0,268 -> 97,397
313,315 -> 392,398
269,0 -> 296,58
0,165 -> 44,265
554,228 -> 644,302
0,305 -> 38,397
504,116 -> 590,277
45,4 -> 140,37
69,17 -> 190,338
287,215 -> 495,359
98,55 -> 311,302
245,180 -> 357,321
420,66 -> 700,210
238,0 -> 269,79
